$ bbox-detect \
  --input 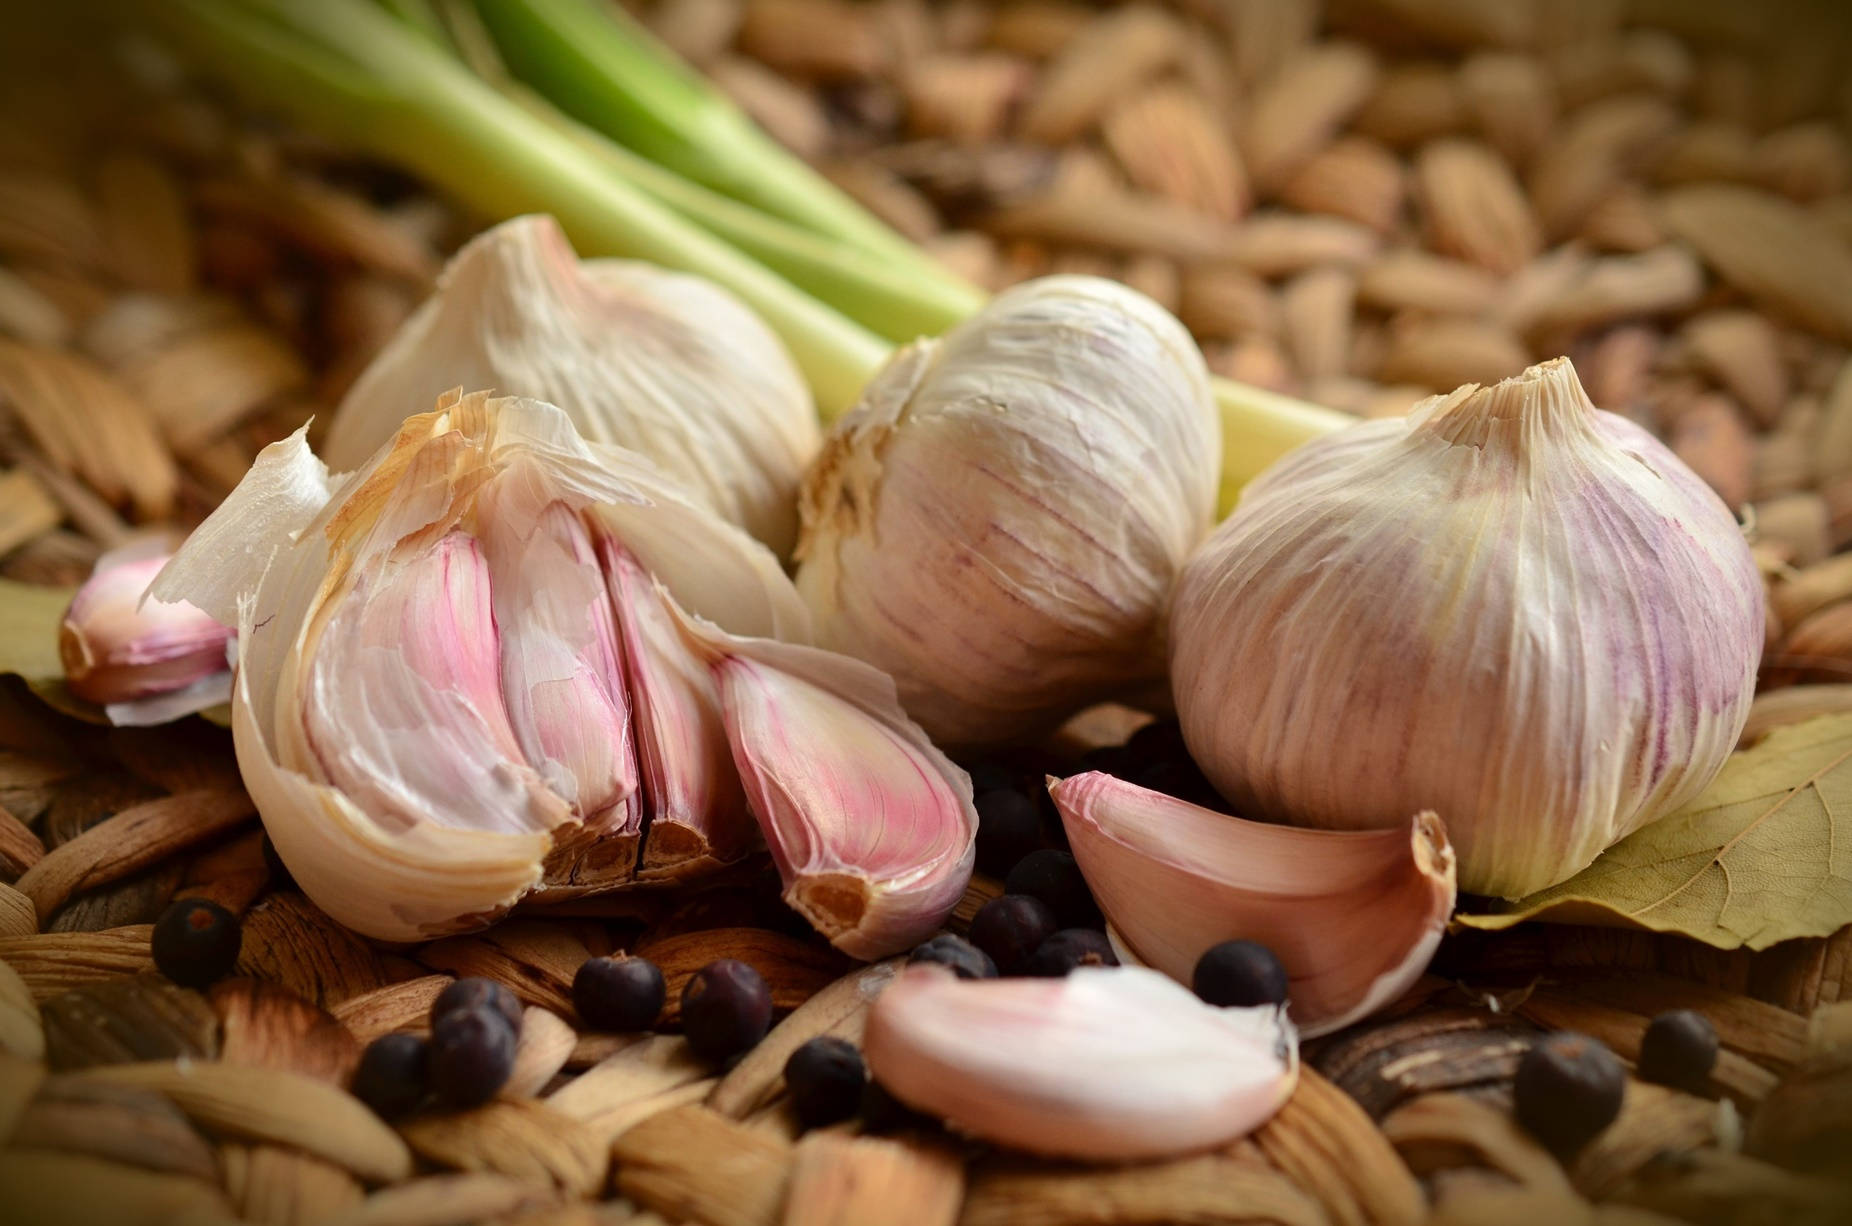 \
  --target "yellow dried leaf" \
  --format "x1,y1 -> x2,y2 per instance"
1460,714 -> 1852,949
